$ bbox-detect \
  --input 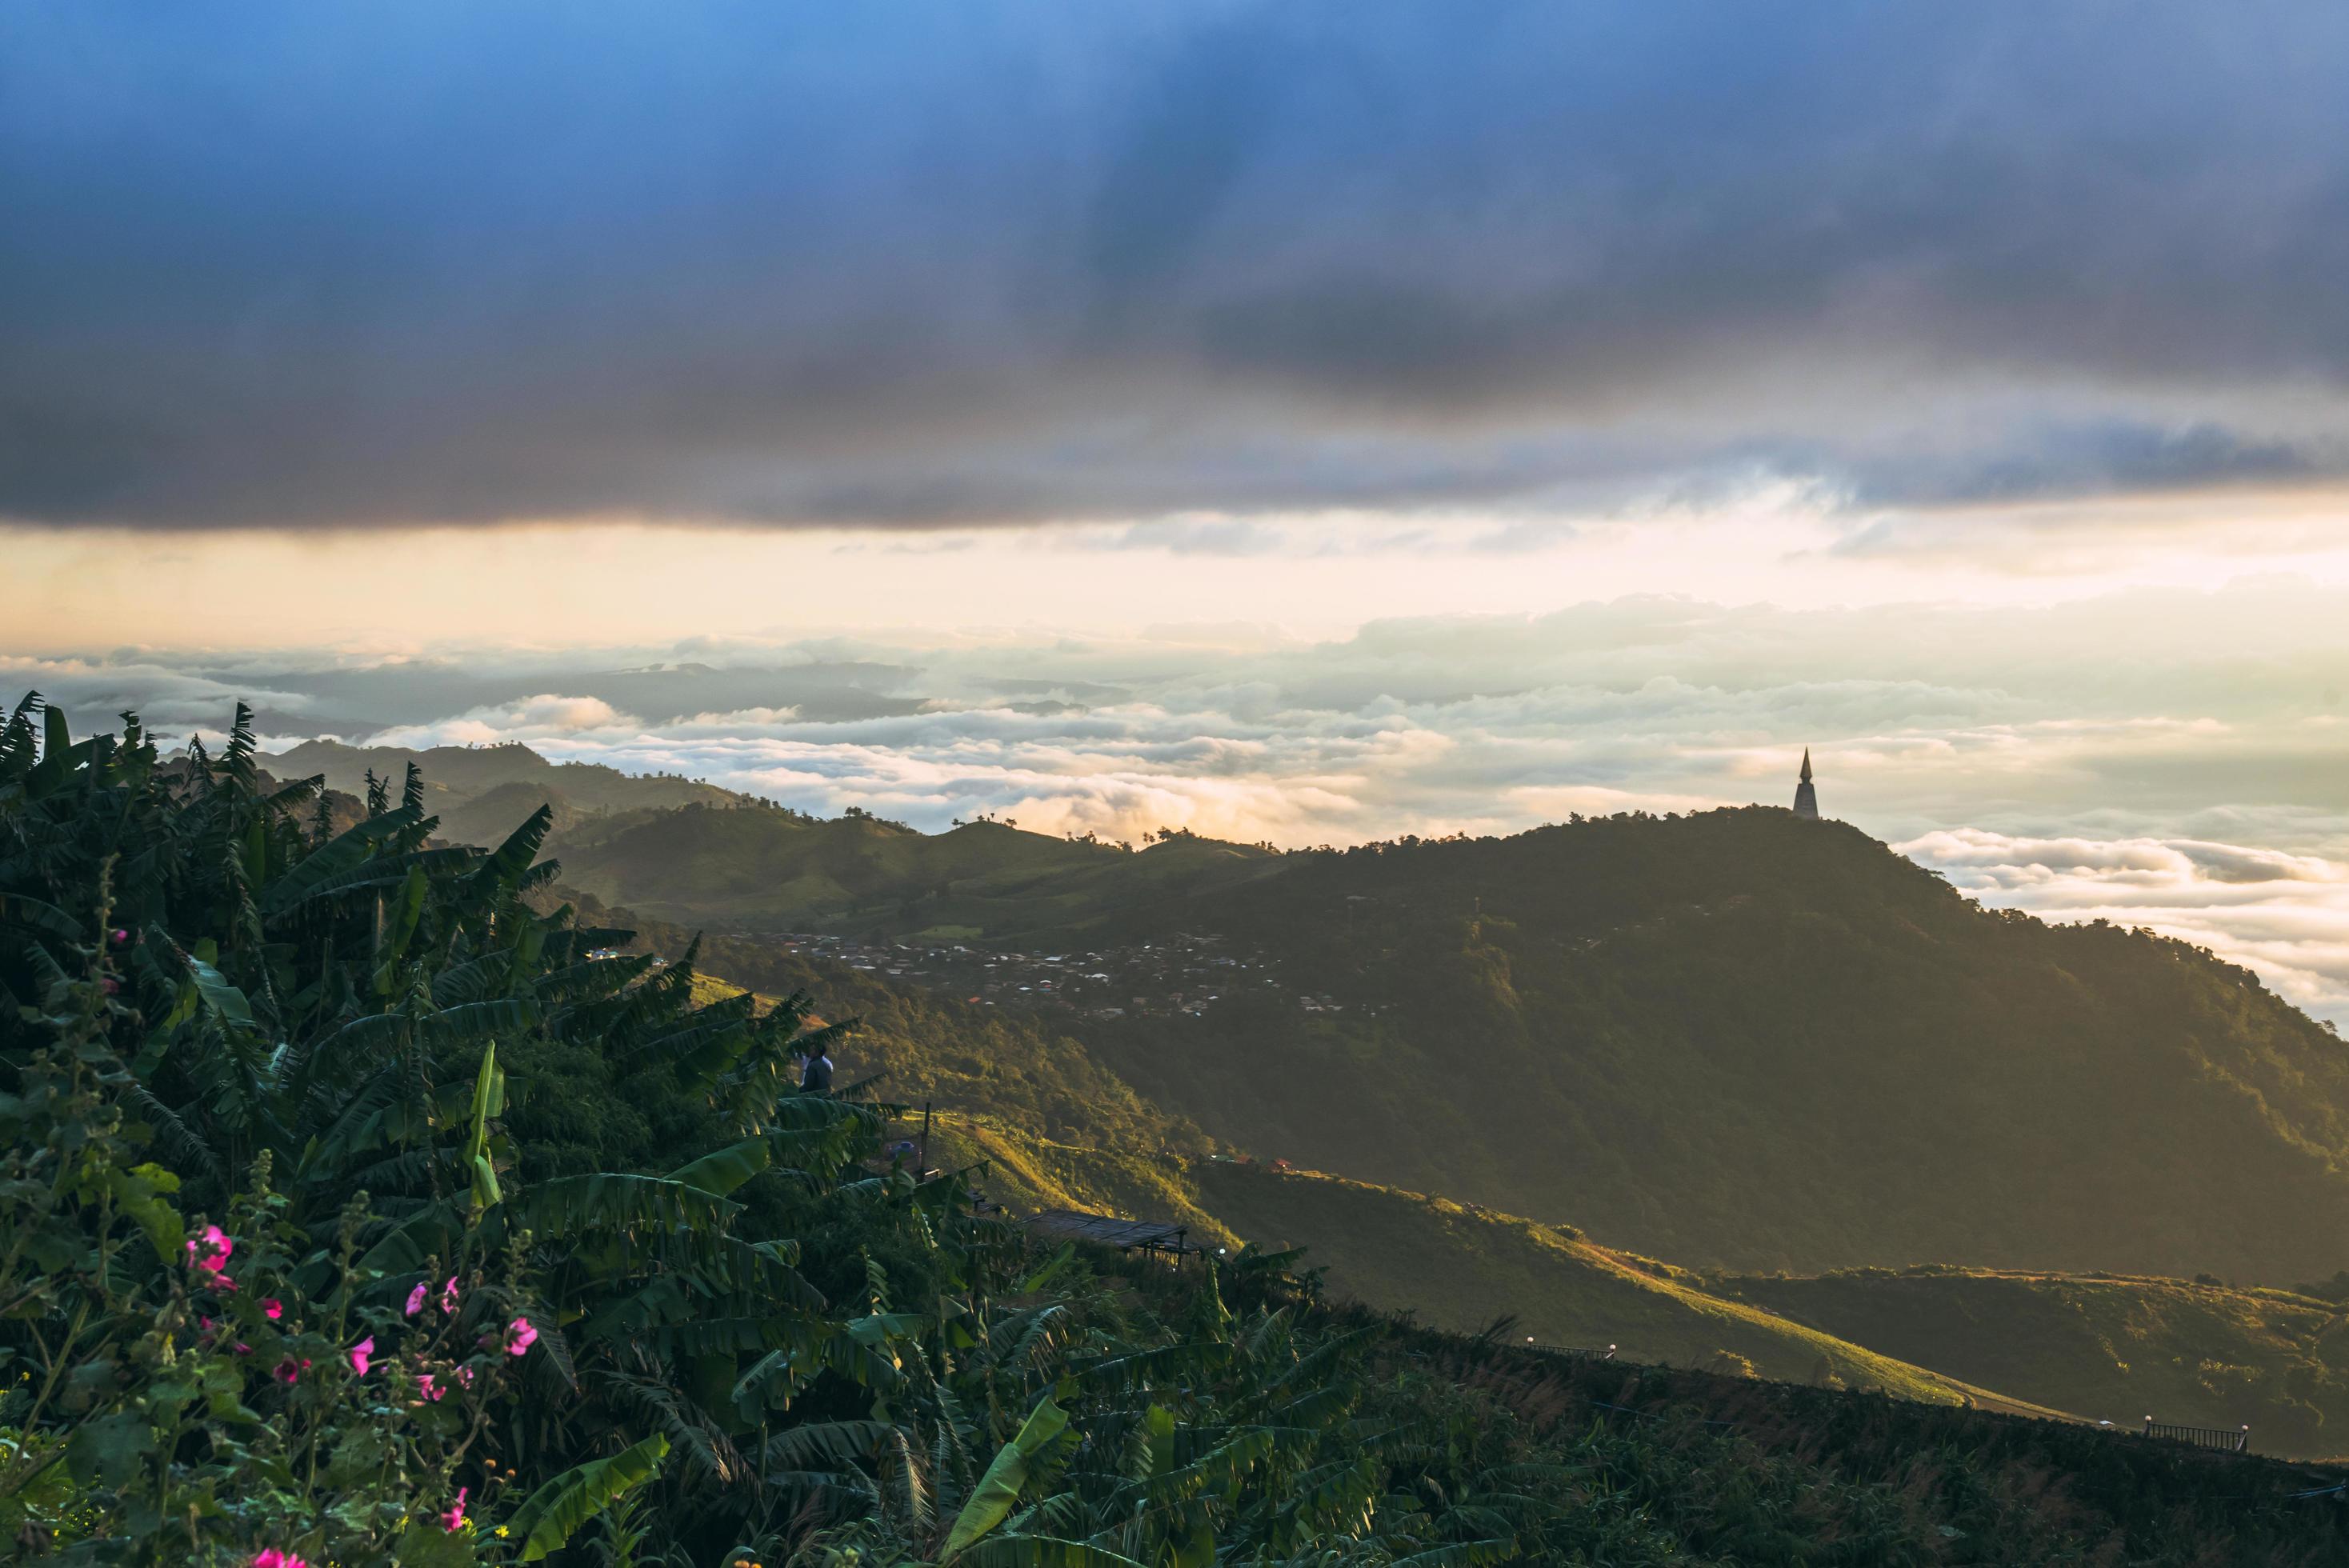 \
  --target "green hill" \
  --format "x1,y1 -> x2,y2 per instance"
1076,811 -> 2349,1282
533,779 -> 2349,1282
613,884 -> 2349,1462
1718,1266 -> 2349,1458
650,938 -> 2052,1420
